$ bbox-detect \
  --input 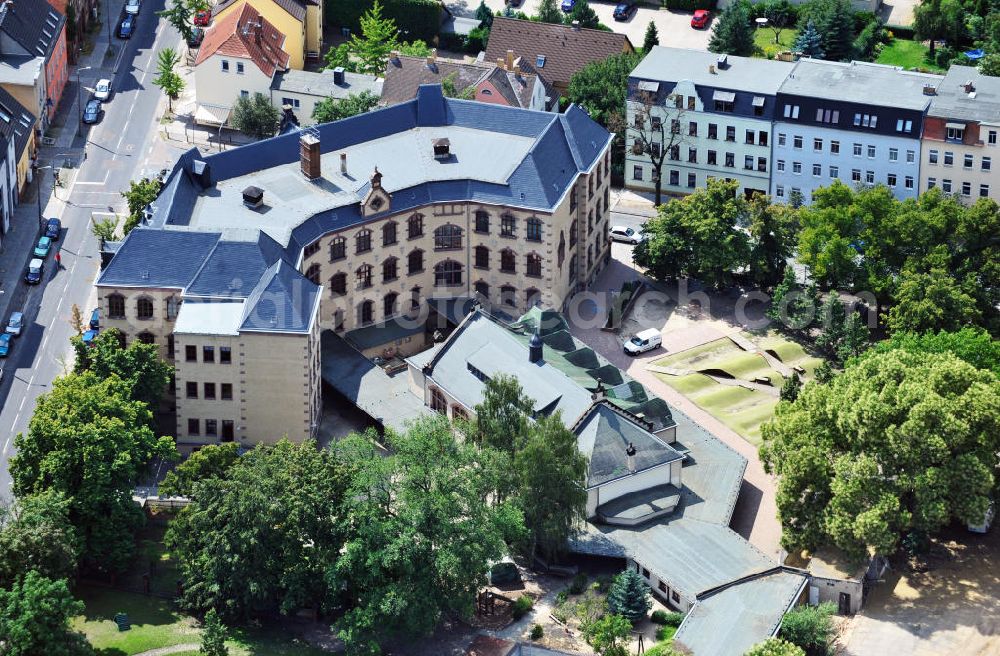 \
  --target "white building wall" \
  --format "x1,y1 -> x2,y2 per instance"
195,54 -> 273,113
770,122 -> 922,203
587,463 -> 675,517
